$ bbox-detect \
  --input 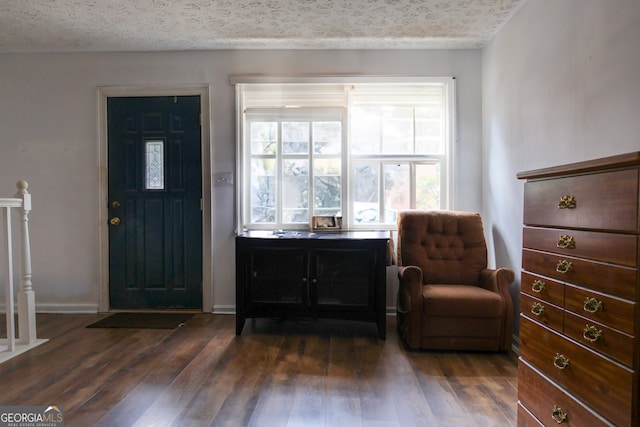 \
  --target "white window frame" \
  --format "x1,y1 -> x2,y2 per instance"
241,108 -> 347,230
233,76 -> 456,231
